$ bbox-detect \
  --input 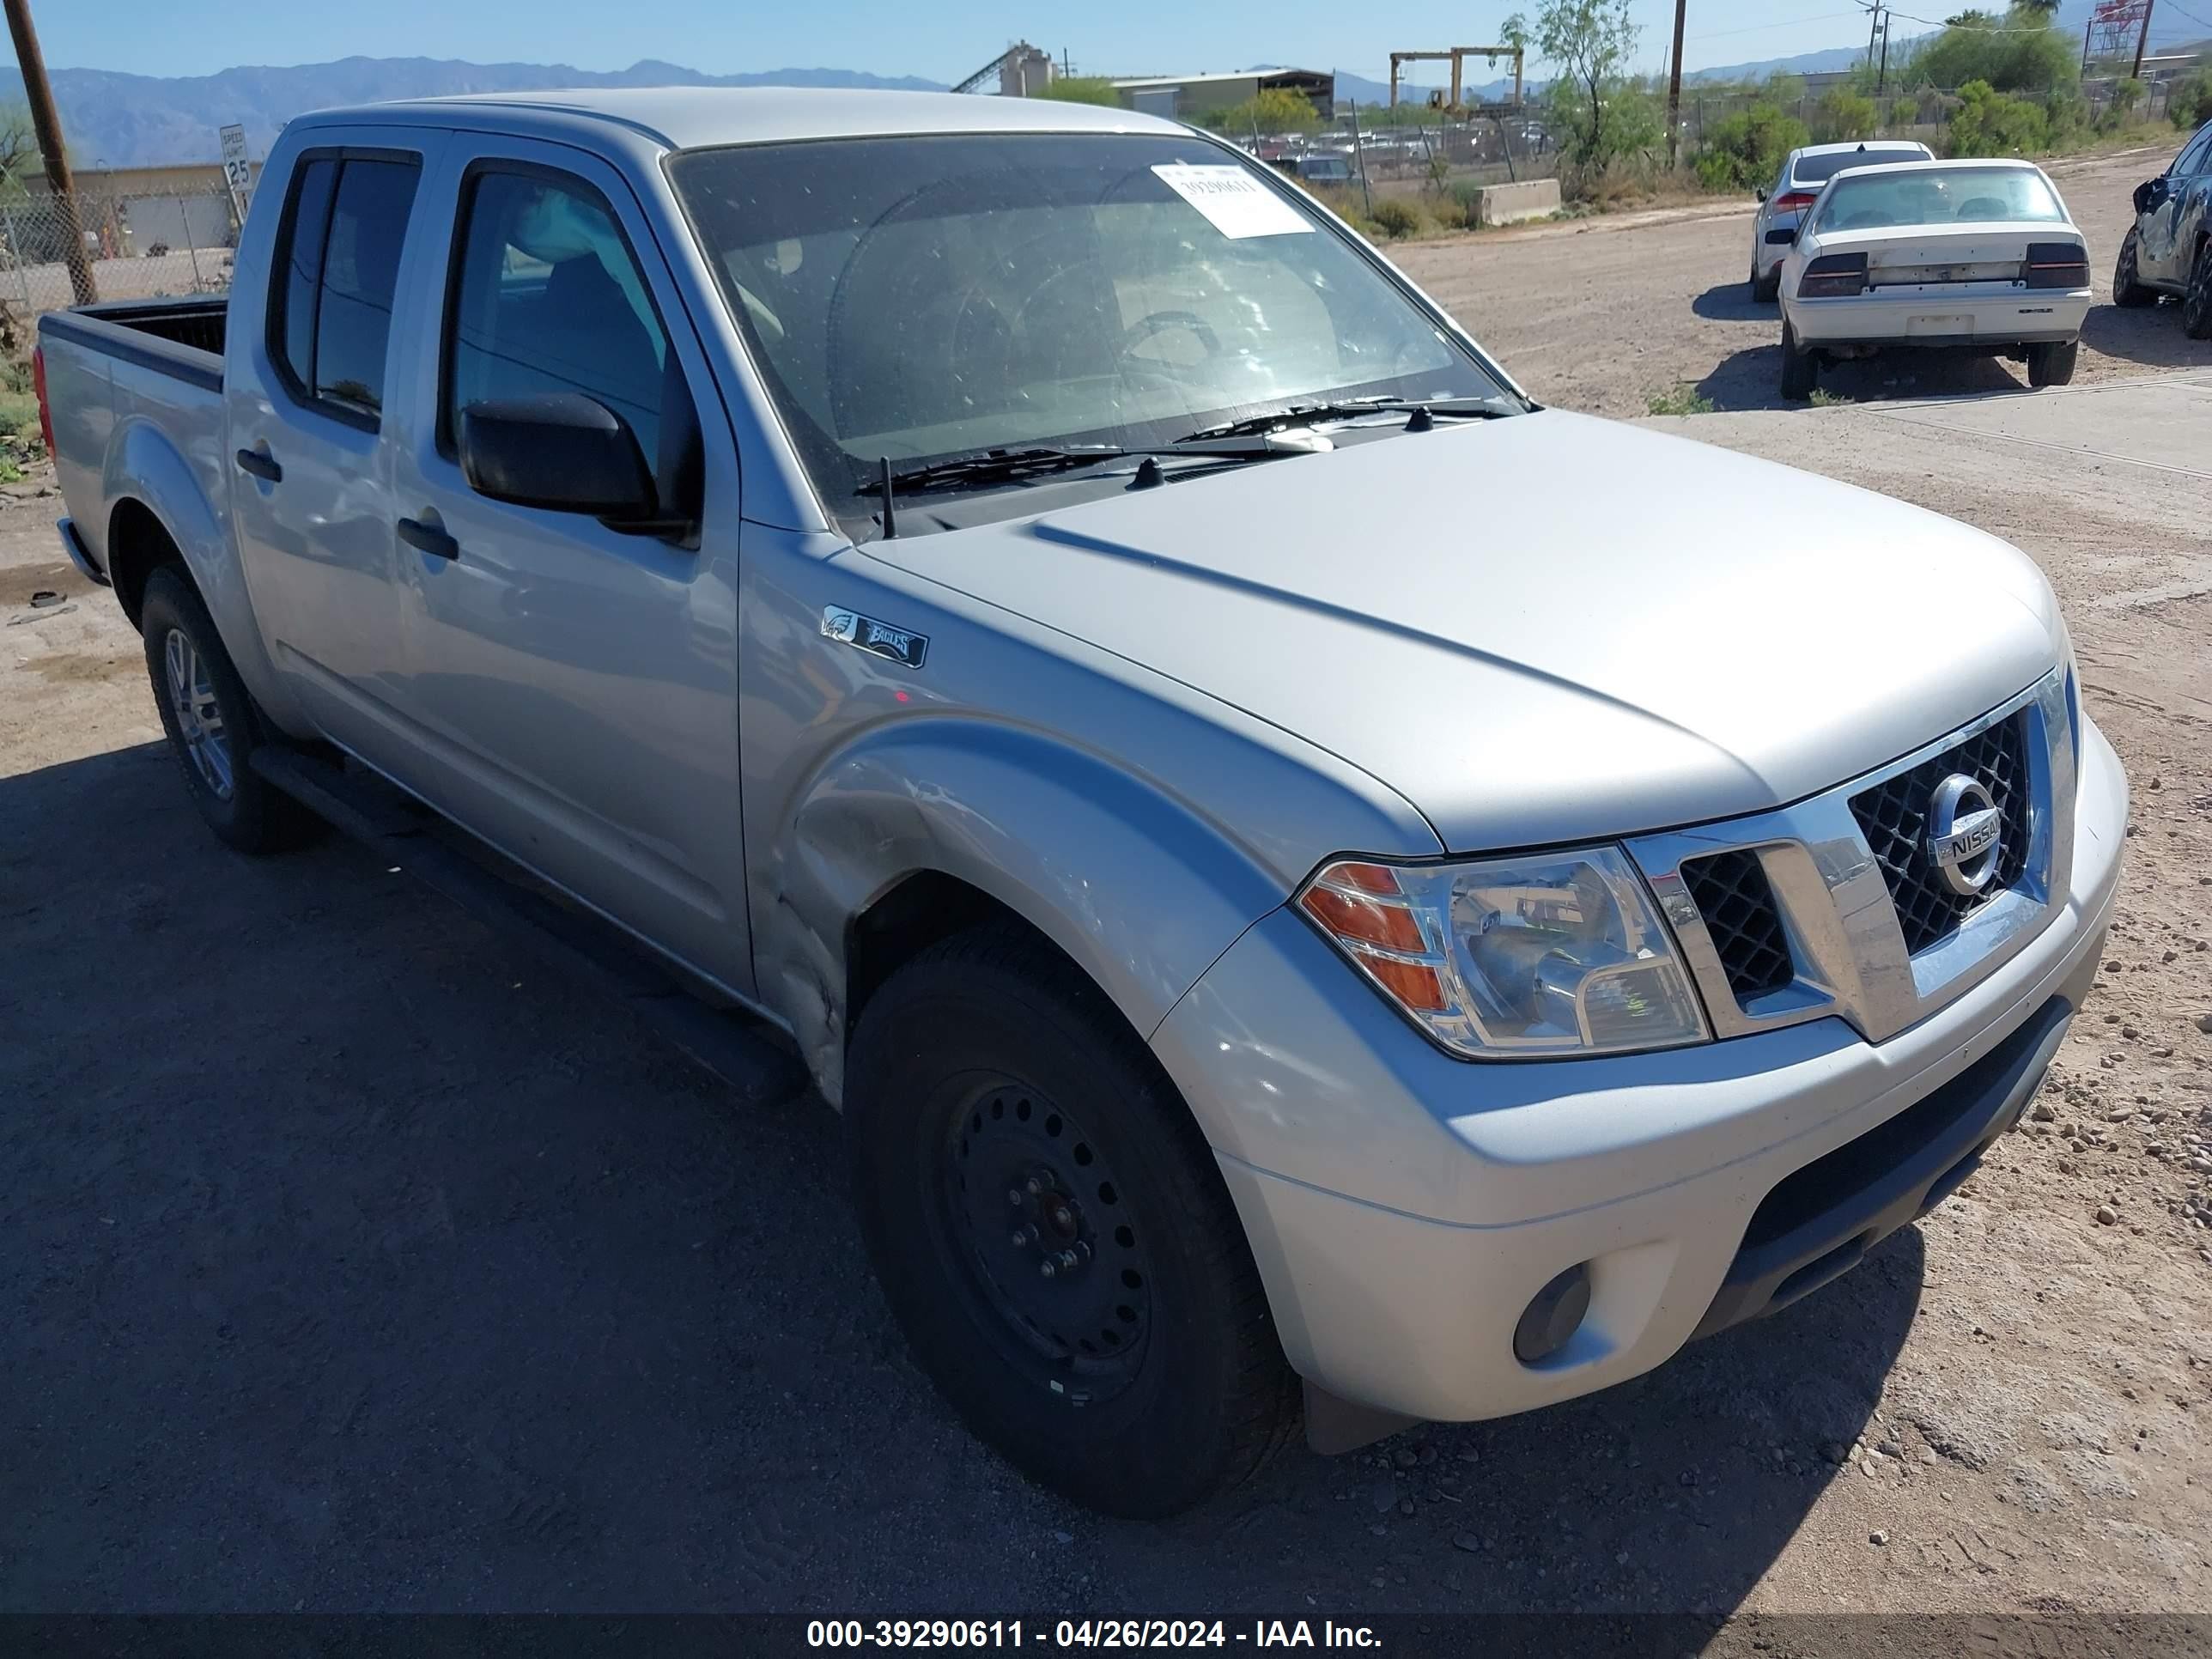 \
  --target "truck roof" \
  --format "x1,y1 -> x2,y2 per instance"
299,87 -> 1192,153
